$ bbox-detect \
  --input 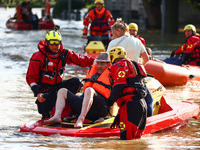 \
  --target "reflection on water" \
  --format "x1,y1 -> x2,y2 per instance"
0,7 -> 199,150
